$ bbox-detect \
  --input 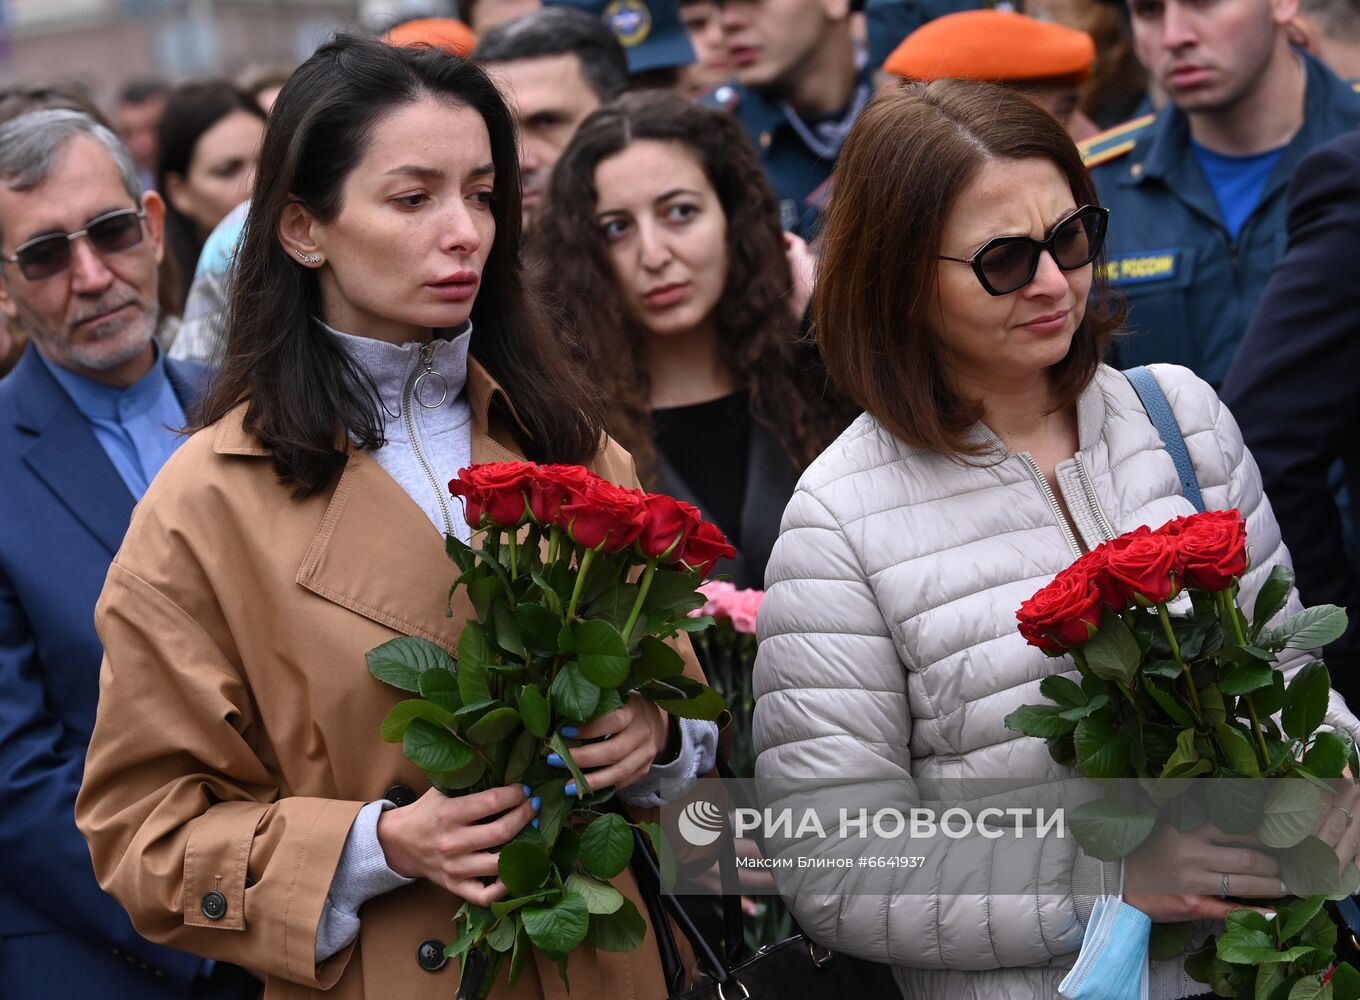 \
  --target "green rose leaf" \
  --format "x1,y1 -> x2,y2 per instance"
588,898 -> 647,952
467,576 -> 503,623
535,774 -> 574,847
521,892 -> 590,955
403,717 -> 474,773
1142,677 -> 1197,728
1142,659 -> 1185,680
367,636 -> 455,691
1303,731 -> 1350,779
579,813 -> 634,879
518,603 -> 563,657
548,732 -> 591,801
486,915 -> 516,953
1286,974 -> 1331,1000
1245,565 -> 1289,636
1148,921 -> 1196,962
519,685 -> 551,739
499,840 -> 552,895
1281,835 -> 1347,895
418,666 -> 462,713
504,728 -> 538,785
457,621 -> 494,704
432,754 -> 486,792
564,872 -> 624,915
1074,711 -> 1132,779
490,889 -> 556,919
1255,670 -> 1289,719
379,699 -> 457,742
1215,723 -> 1263,778
1220,661 -> 1277,696
550,662 -> 601,723
1068,797 -> 1157,860
1283,661 -> 1332,742
1084,614 -> 1141,686
1329,961 -> 1360,1000
571,620 -> 631,688
446,533 -> 477,573
1266,605 -> 1350,652
1217,935 -> 1314,966
635,636 -> 686,683
1206,779 -> 1267,836
1254,964 -> 1287,1000
1039,674 -> 1087,709
453,698 -> 500,727
468,706 -> 522,746
508,922 -> 530,987
1279,895 -> 1327,942
653,683 -> 728,721
492,600 -> 525,660
1005,704 -> 1078,739
642,567 -> 704,612
1200,684 -> 1228,727
1261,780 -> 1327,849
